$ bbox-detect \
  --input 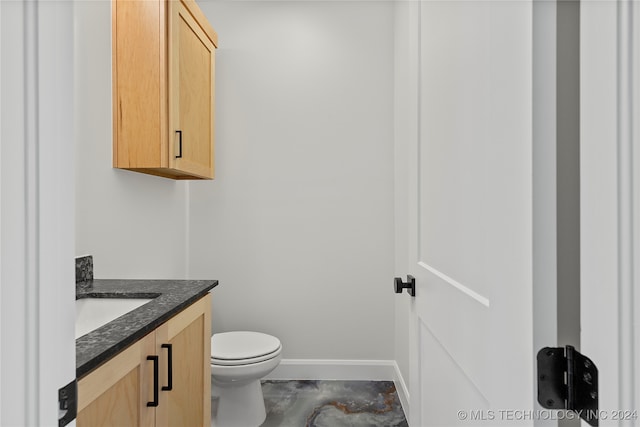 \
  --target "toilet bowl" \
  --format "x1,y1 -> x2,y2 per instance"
211,331 -> 282,427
